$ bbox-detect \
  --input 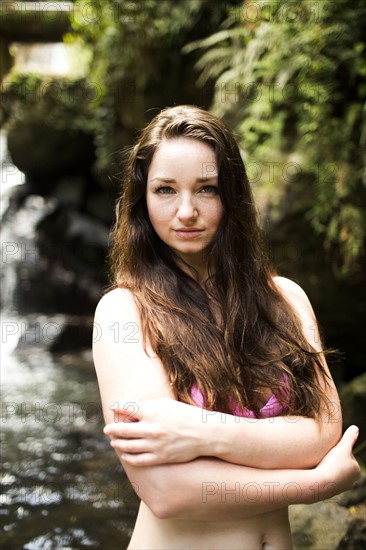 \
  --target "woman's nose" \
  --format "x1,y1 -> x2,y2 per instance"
176,195 -> 198,220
